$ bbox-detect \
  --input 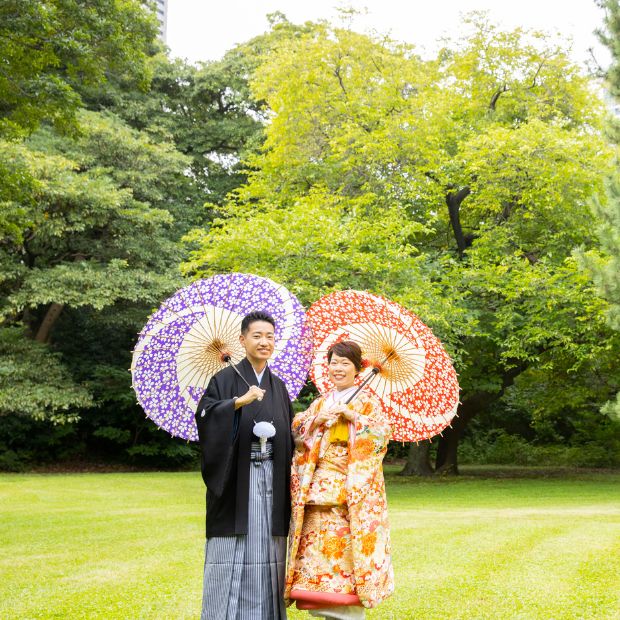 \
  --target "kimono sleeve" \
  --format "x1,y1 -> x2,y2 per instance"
347,397 -> 394,607
346,397 -> 391,504
194,374 -> 239,496
291,399 -> 321,451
